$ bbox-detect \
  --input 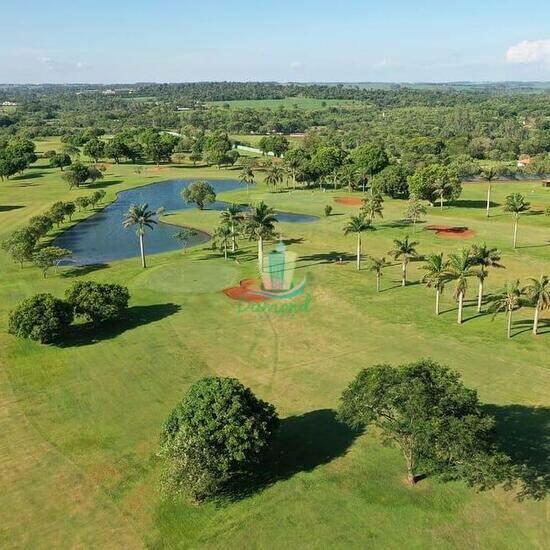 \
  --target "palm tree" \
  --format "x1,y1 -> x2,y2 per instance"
480,167 -> 497,218
446,248 -> 478,324
239,165 -> 255,195
361,190 -> 384,221
389,236 -> 419,286
367,256 -> 390,292
504,193 -> 530,249
265,164 -> 284,191
488,280 -> 523,338
212,224 -> 232,260
433,179 -> 453,211
343,215 -> 374,271
404,198 -> 427,230
420,253 -> 448,315
245,201 -> 278,274
469,243 -> 503,312
220,203 -> 243,253
122,203 -> 158,268
524,275 -> 550,335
